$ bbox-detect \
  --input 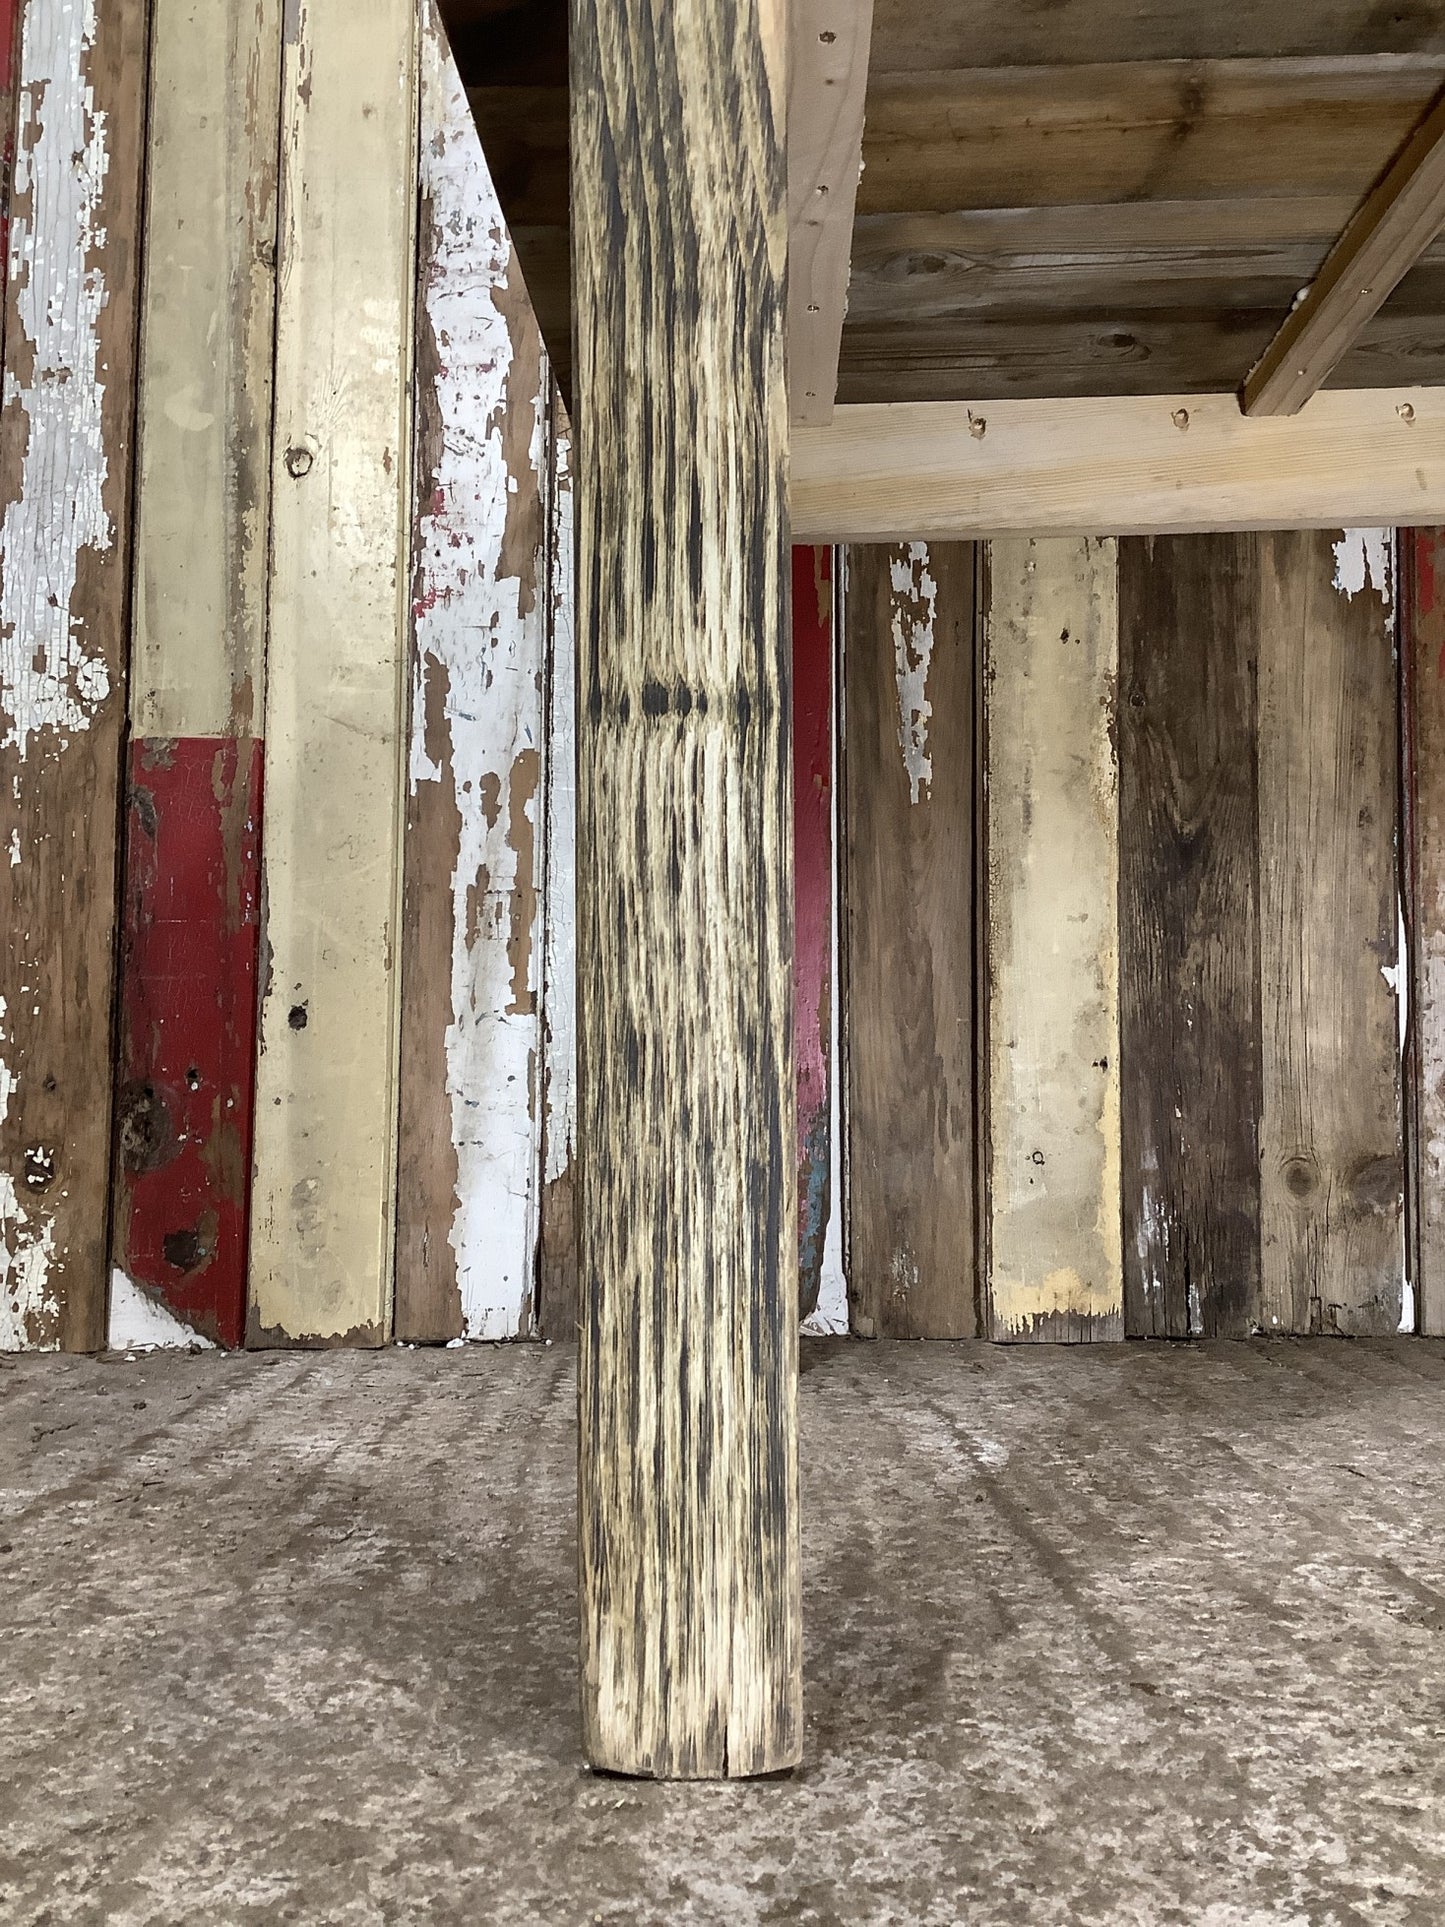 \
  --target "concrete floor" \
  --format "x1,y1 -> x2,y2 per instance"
4,1342 -> 1445,1926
